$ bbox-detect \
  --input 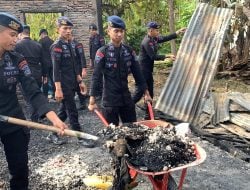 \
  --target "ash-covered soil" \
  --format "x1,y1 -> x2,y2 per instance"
0,101 -> 249,190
